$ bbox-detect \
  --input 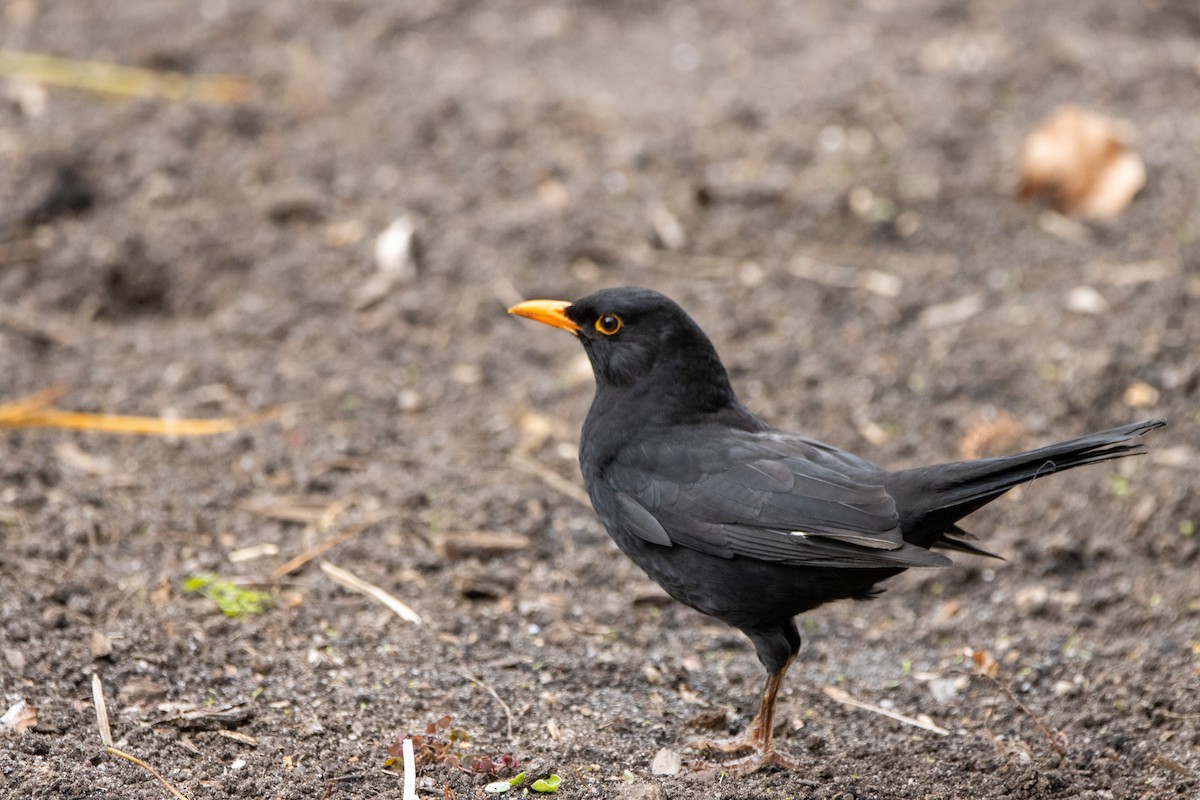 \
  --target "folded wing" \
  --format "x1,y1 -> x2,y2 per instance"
605,427 -> 951,569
